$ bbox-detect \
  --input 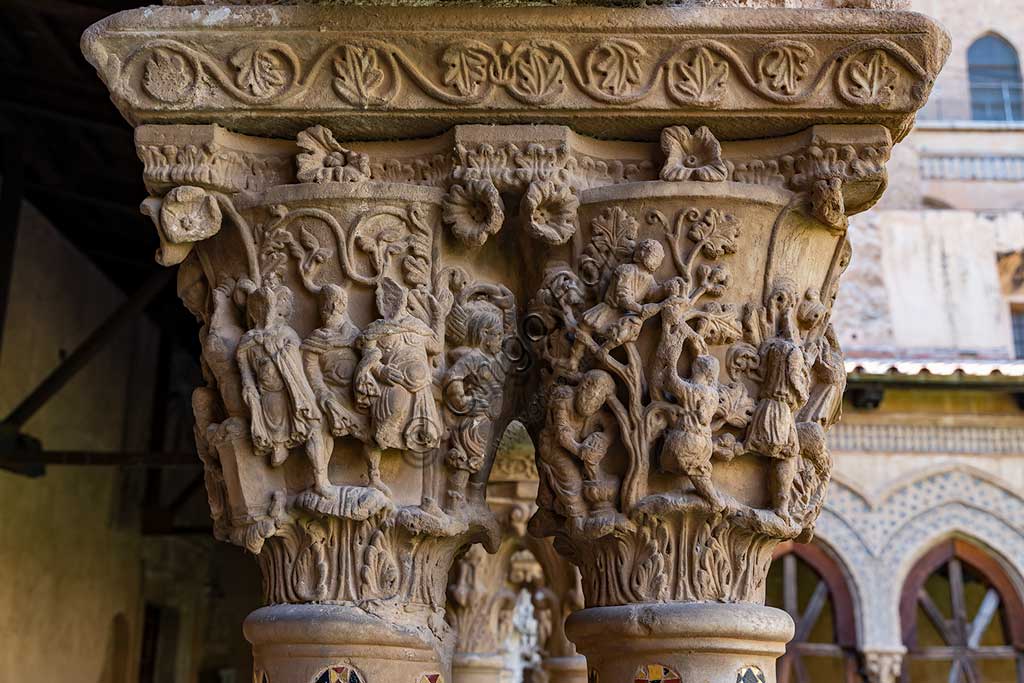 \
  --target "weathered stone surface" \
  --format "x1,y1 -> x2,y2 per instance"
83,5 -> 947,141
81,2 -> 947,682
